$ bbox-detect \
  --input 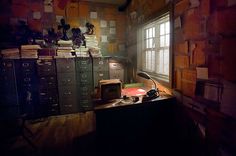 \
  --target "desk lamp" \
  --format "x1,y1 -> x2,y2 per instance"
137,71 -> 159,99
